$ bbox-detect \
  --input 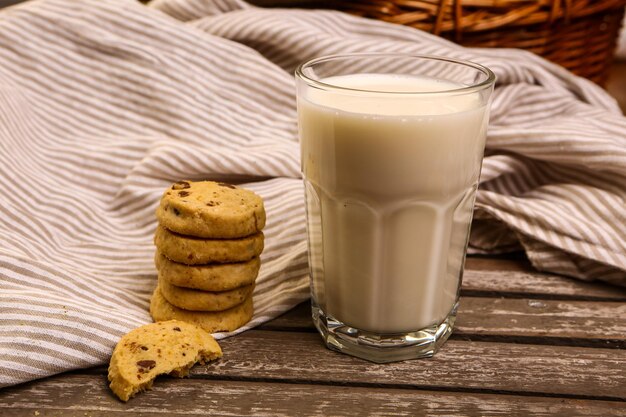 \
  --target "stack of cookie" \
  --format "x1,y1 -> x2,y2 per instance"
150,180 -> 265,333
